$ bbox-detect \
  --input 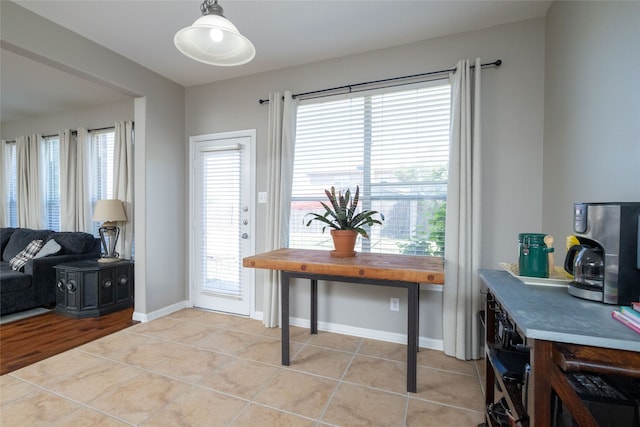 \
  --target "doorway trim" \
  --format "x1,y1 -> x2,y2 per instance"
187,129 -> 256,317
